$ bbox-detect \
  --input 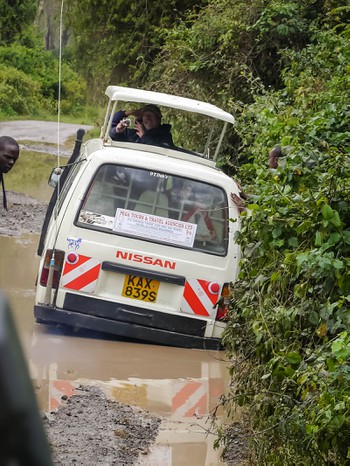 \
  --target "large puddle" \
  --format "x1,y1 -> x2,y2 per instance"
1,231 -> 233,465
